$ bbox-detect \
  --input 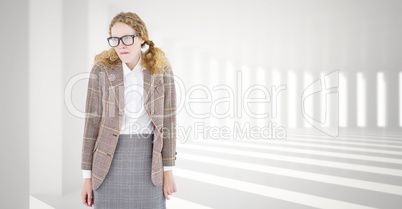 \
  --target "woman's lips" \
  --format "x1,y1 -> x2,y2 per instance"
120,52 -> 129,54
